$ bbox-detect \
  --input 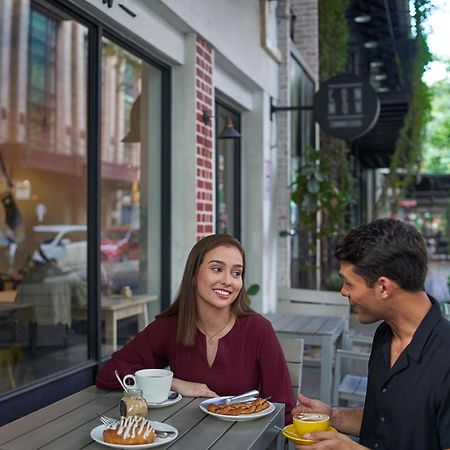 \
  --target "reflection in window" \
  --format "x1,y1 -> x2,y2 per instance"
0,4 -> 88,396
289,56 -> 315,287
215,103 -> 241,238
27,10 -> 57,151
100,38 -> 162,354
